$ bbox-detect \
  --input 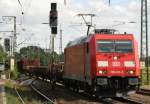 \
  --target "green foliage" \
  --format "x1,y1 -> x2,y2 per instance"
5,80 -> 20,104
141,68 -> 150,85
10,66 -> 20,79
19,46 -> 51,65
5,80 -> 43,104
59,53 -> 64,62
5,80 -> 13,88
140,56 -> 150,67
18,46 -> 63,65
50,51 -> 60,62
0,44 -> 7,62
